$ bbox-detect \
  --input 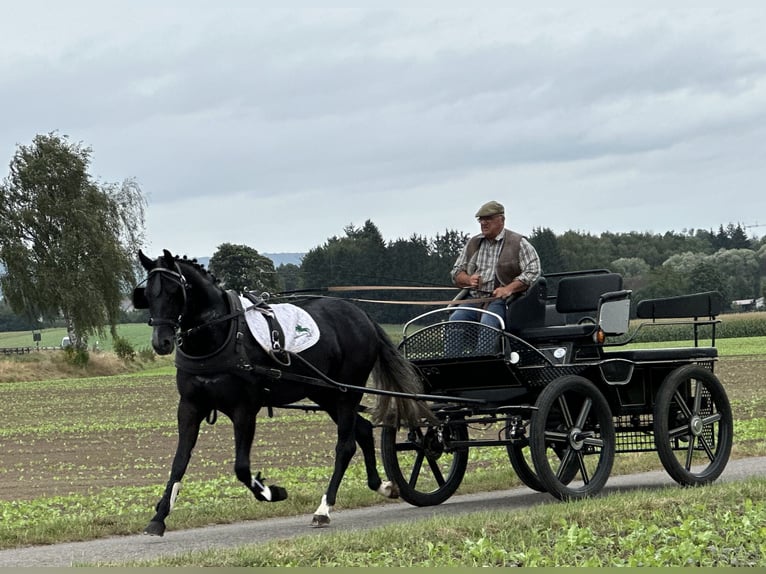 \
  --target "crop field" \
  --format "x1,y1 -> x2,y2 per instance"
0,349 -> 764,549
